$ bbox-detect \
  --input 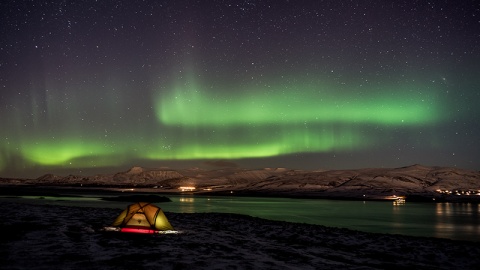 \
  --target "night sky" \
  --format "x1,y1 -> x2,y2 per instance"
1,0 -> 479,178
